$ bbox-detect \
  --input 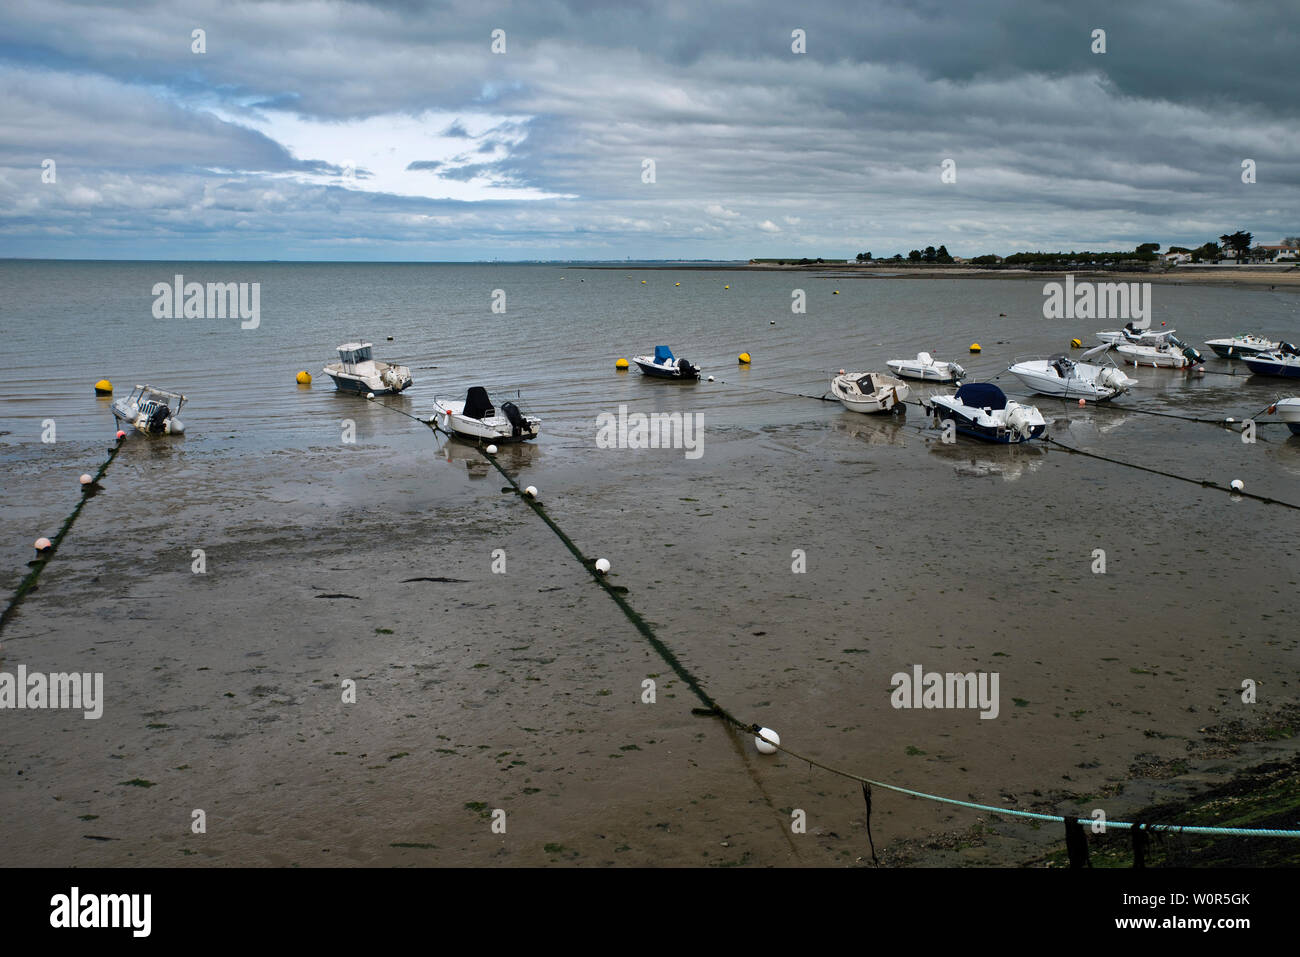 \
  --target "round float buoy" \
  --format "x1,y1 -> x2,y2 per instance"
115,430 -> 126,440
999,312 -> 1007,317
641,279 -> 647,284
34,537 -> 52,553
296,370 -> 312,385
1078,398 -> 1086,407
738,352 -> 751,364
615,358 -> 629,370
707,375 -> 715,382
1230,479 -> 1244,492
94,379 -> 112,396
769,320 -> 775,325
675,282 -> 681,287
524,485 -> 538,499
1070,338 -> 1083,349
969,343 -> 981,353
366,392 -> 375,400
485,444 -> 498,454
724,285 -> 730,289
386,336 -> 393,341
838,368 -> 846,376
1225,417 -> 1235,424
755,727 -> 780,755
833,290 -> 839,295
594,558 -> 610,574
79,474 -> 92,485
